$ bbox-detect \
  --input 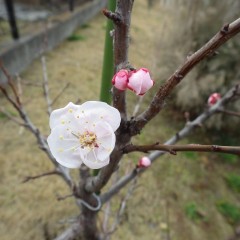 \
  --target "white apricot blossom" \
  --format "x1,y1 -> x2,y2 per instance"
47,101 -> 121,169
